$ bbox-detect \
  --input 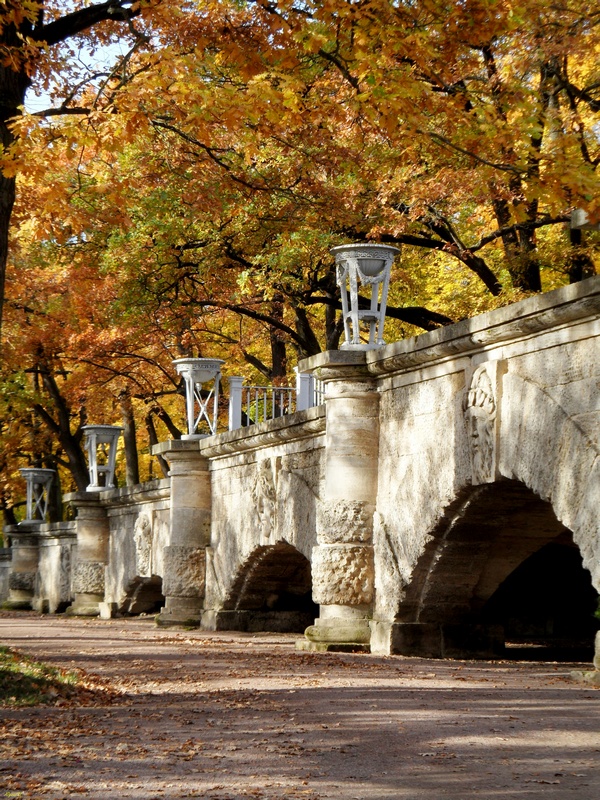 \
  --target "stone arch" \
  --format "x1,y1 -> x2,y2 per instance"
499,372 -> 599,589
119,574 -> 165,616
214,541 -> 317,633
393,481 -> 598,657
390,373 -> 600,659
